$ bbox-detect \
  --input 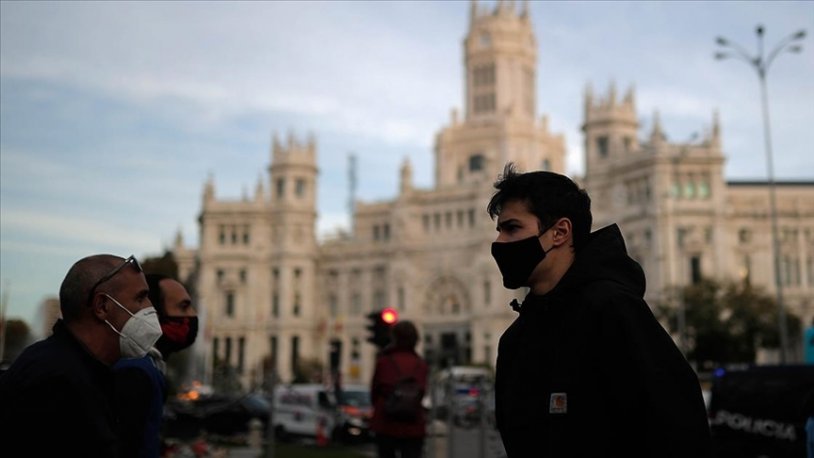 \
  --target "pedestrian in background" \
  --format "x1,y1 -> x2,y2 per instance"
488,164 -> 711,457
114,273 -> 198,458
0,254 -> 159,457
370,320 -> 429,458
